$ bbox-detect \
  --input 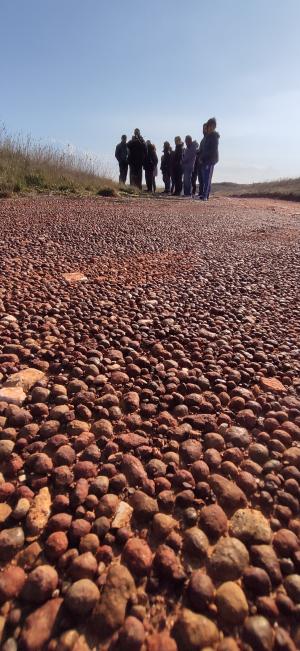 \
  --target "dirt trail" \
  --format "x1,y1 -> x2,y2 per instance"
0,195 -> 300,651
